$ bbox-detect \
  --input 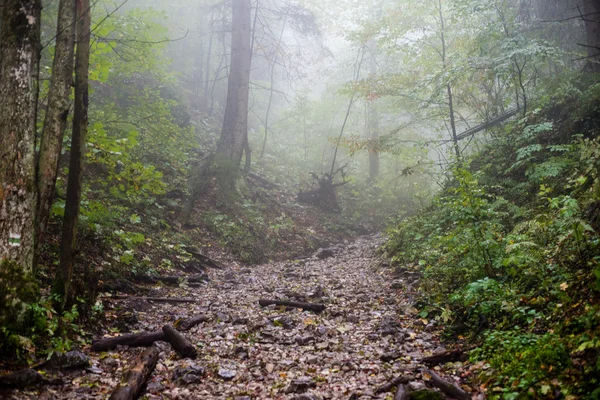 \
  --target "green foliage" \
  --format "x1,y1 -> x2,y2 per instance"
385,86 -> 600,398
